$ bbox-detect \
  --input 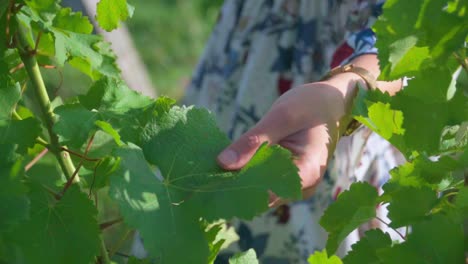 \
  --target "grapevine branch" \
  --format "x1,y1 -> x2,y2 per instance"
16,24 -> 77,181
12,110 -> 50,147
